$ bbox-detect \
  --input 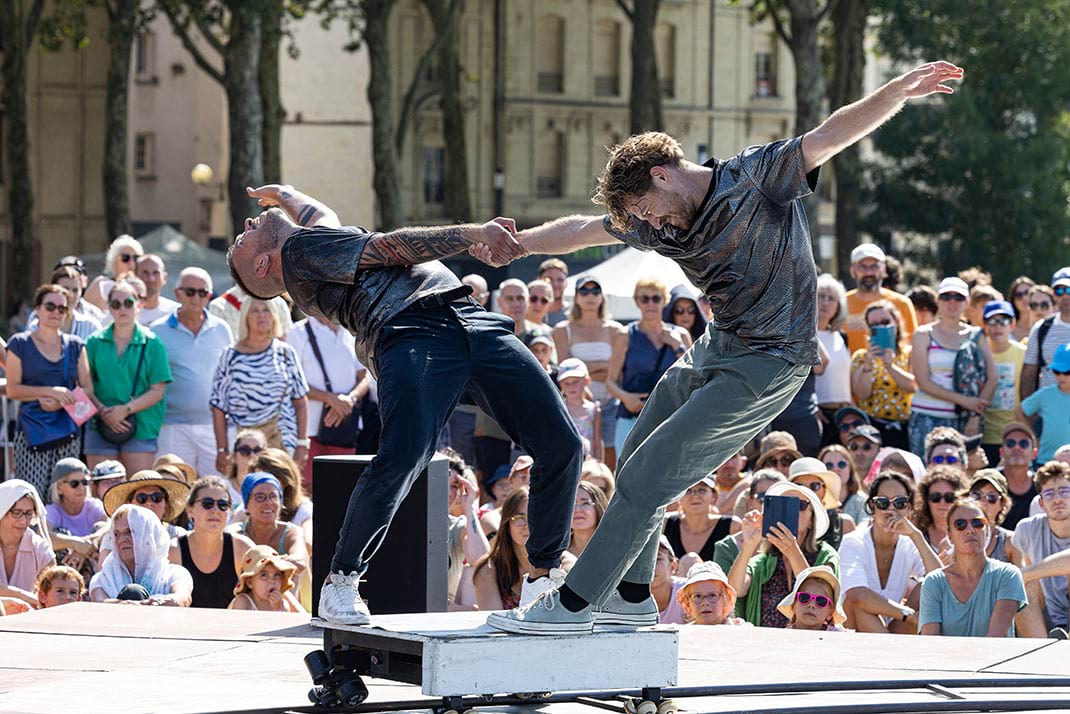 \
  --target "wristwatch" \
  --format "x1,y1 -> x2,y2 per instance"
295,438 -> 311,448
217,447 -> 228,454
